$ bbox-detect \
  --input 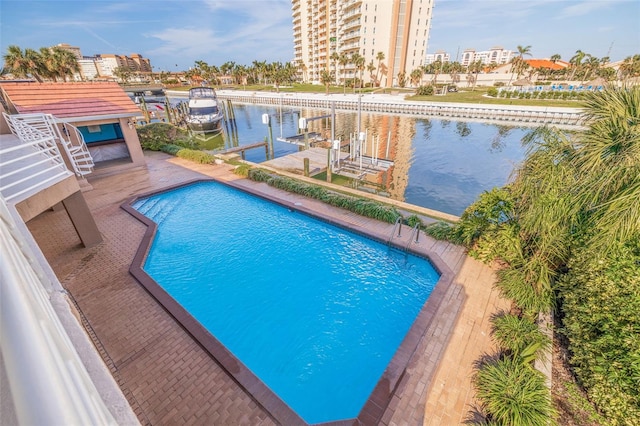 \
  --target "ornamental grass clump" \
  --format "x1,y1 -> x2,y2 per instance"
472,357 -> 556,426
490,311 -> 551,359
